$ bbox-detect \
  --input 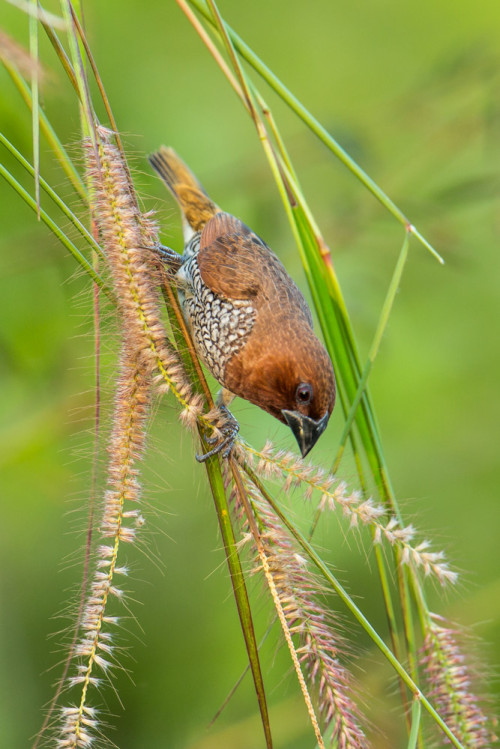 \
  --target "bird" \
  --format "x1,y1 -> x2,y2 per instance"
149,146 -> 336,460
